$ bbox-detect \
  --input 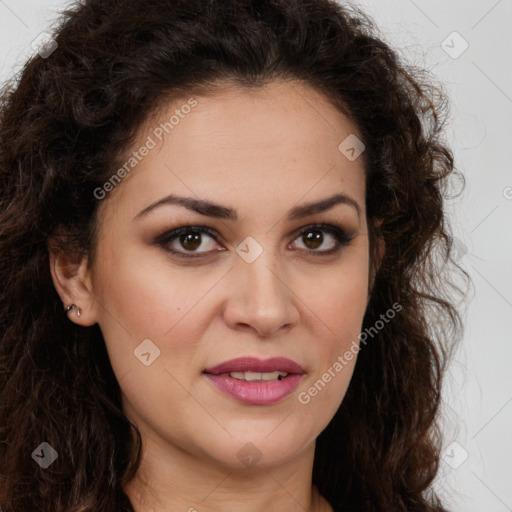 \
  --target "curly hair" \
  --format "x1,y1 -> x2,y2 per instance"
0,0 -> 469,510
